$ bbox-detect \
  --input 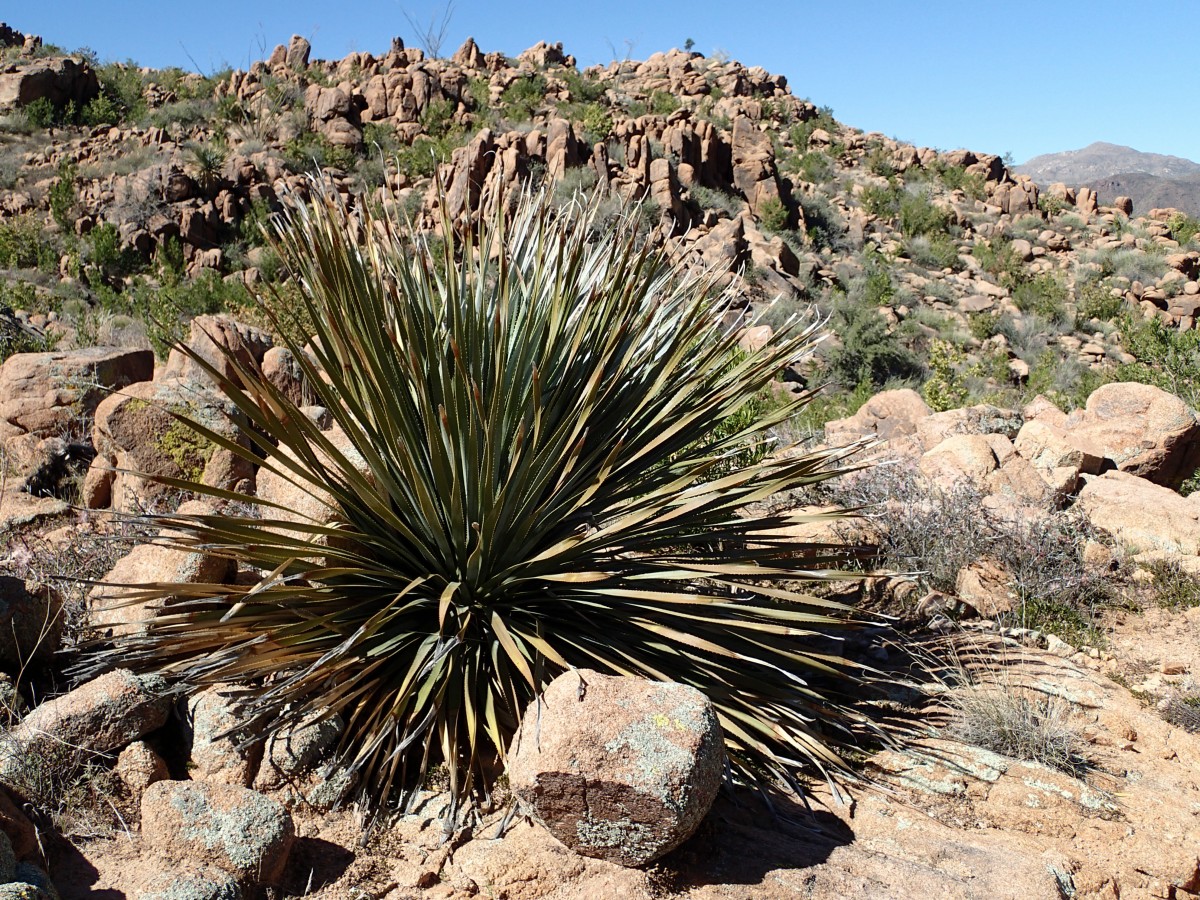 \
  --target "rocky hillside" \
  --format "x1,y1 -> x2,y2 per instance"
1017,142 -> 1200,218
0,25 -> 1198,437
3,21 -> 1200,900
